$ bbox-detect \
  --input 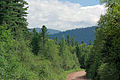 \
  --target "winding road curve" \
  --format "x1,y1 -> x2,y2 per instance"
67,71 -> 91,80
